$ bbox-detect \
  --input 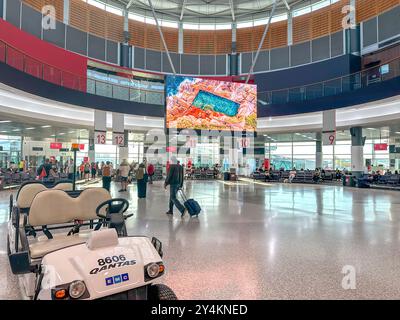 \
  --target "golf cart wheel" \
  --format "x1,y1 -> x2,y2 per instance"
149,284 -> 178,300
